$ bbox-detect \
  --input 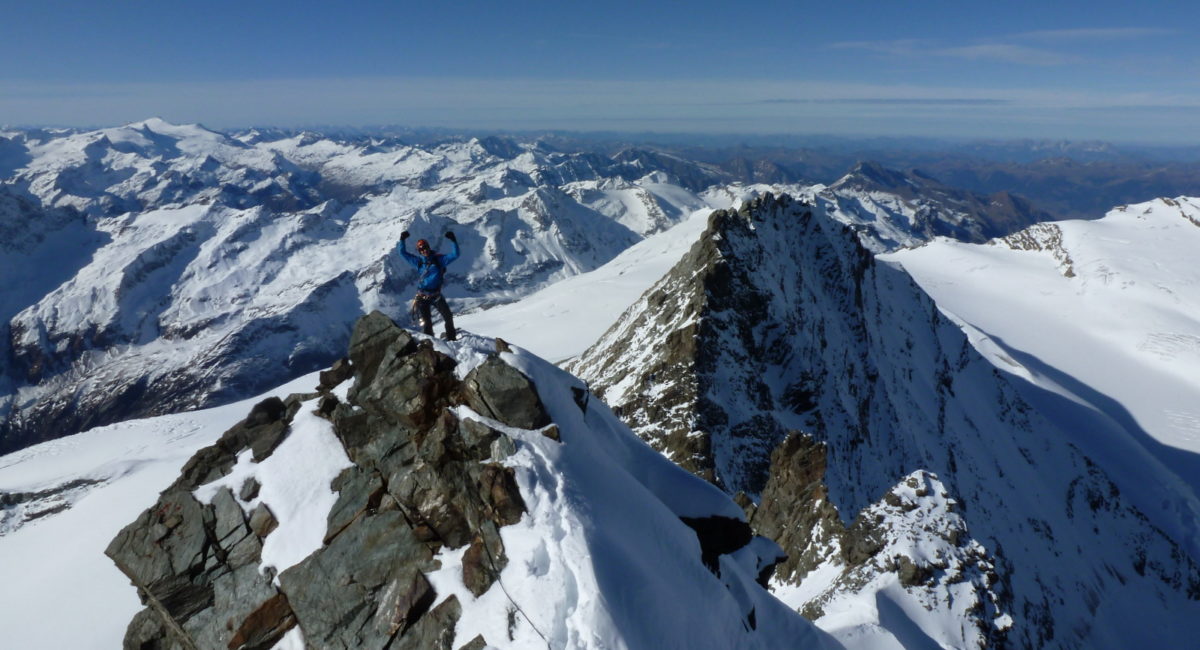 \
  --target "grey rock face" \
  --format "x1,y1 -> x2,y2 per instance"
106,311 -> 532,649
461,356 -> 551,430
122,606 -> 189,650
279,511 -> 435,648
